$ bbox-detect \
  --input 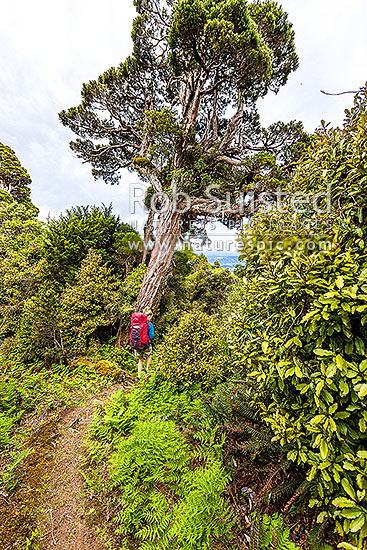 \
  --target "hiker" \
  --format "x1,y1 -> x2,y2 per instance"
130,308 -> 154,378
